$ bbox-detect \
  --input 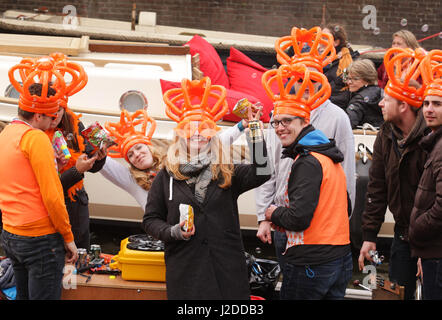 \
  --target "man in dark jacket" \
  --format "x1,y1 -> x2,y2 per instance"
264,64 -> 352,300
358,48 -> 430,299
409,73 -> 442,299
